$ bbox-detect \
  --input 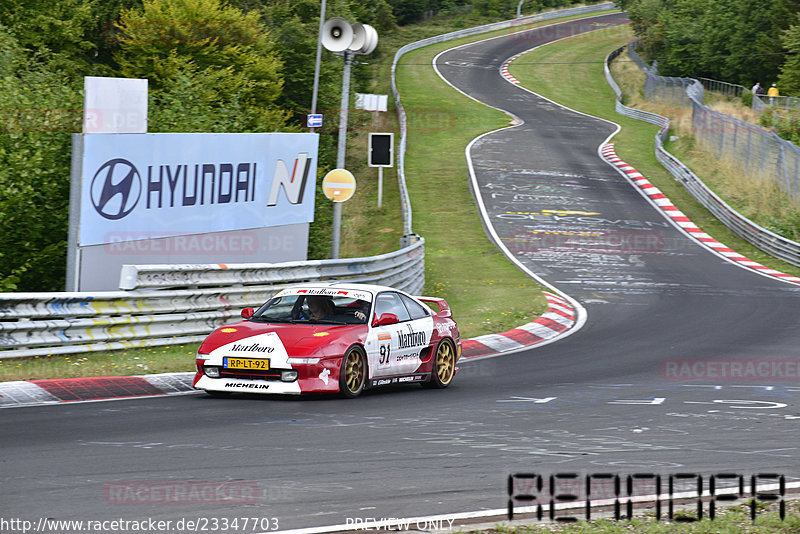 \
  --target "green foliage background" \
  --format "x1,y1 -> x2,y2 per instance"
617,0 -> 800,90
